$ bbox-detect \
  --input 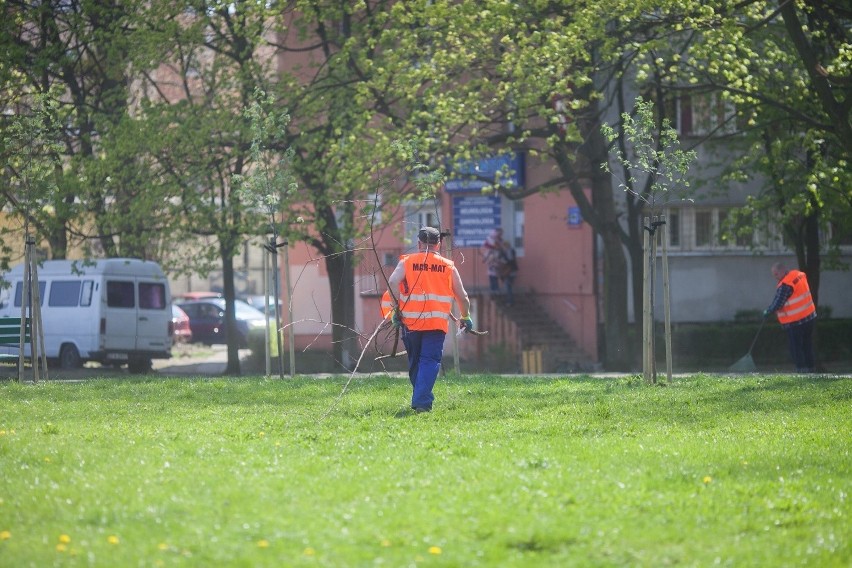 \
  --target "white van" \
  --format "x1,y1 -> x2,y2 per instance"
0,258 -> 173,373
